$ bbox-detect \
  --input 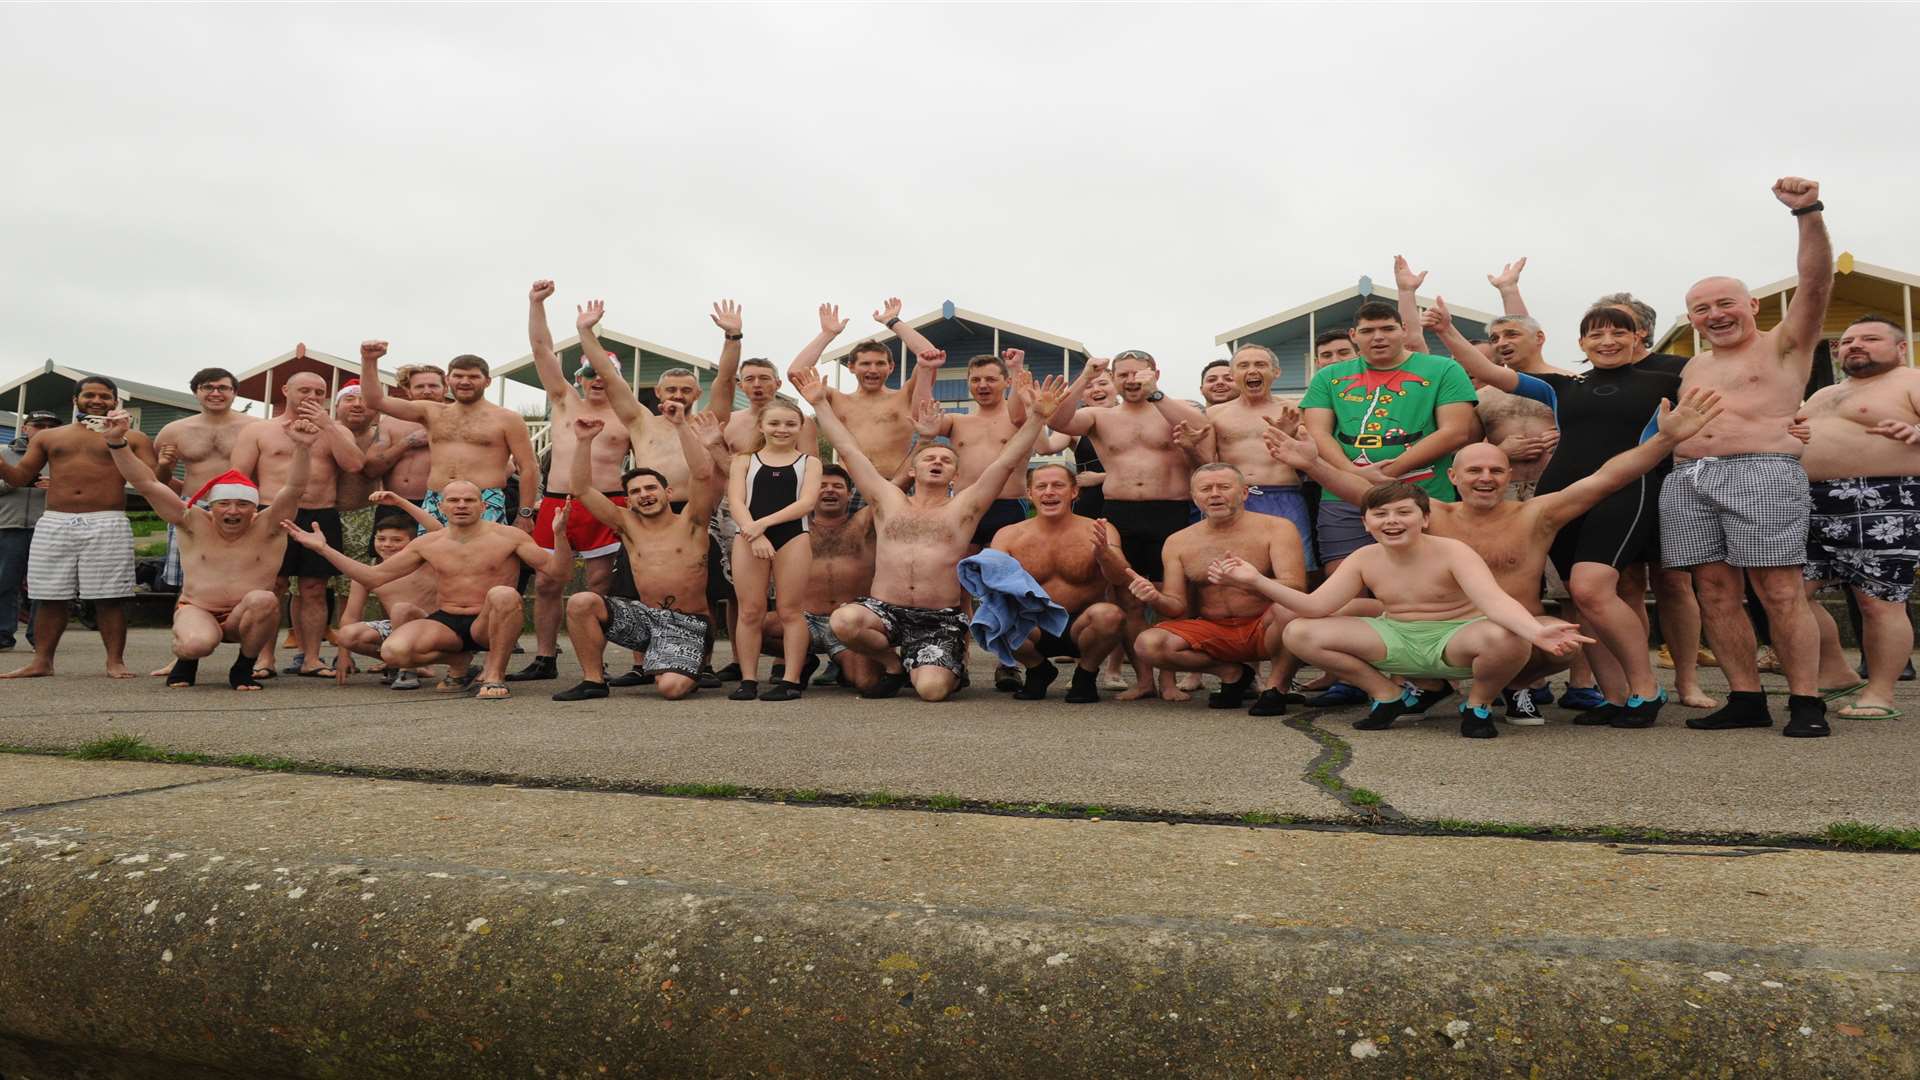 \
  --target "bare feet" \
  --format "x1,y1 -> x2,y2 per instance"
1115,684 -> 1157,702
1161,686 -> 1193,702
1174,672 -> 1203,693
106,662 -> 135,679
0,661 -> 52,679
150,660 -> 175,677
1677,686 -> 1719,708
